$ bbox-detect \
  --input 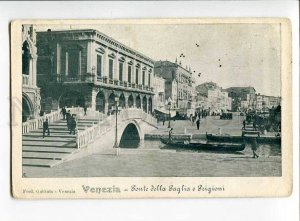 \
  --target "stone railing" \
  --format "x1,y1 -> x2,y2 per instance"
76,108 -> 156,149
22,107 -> 84,134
